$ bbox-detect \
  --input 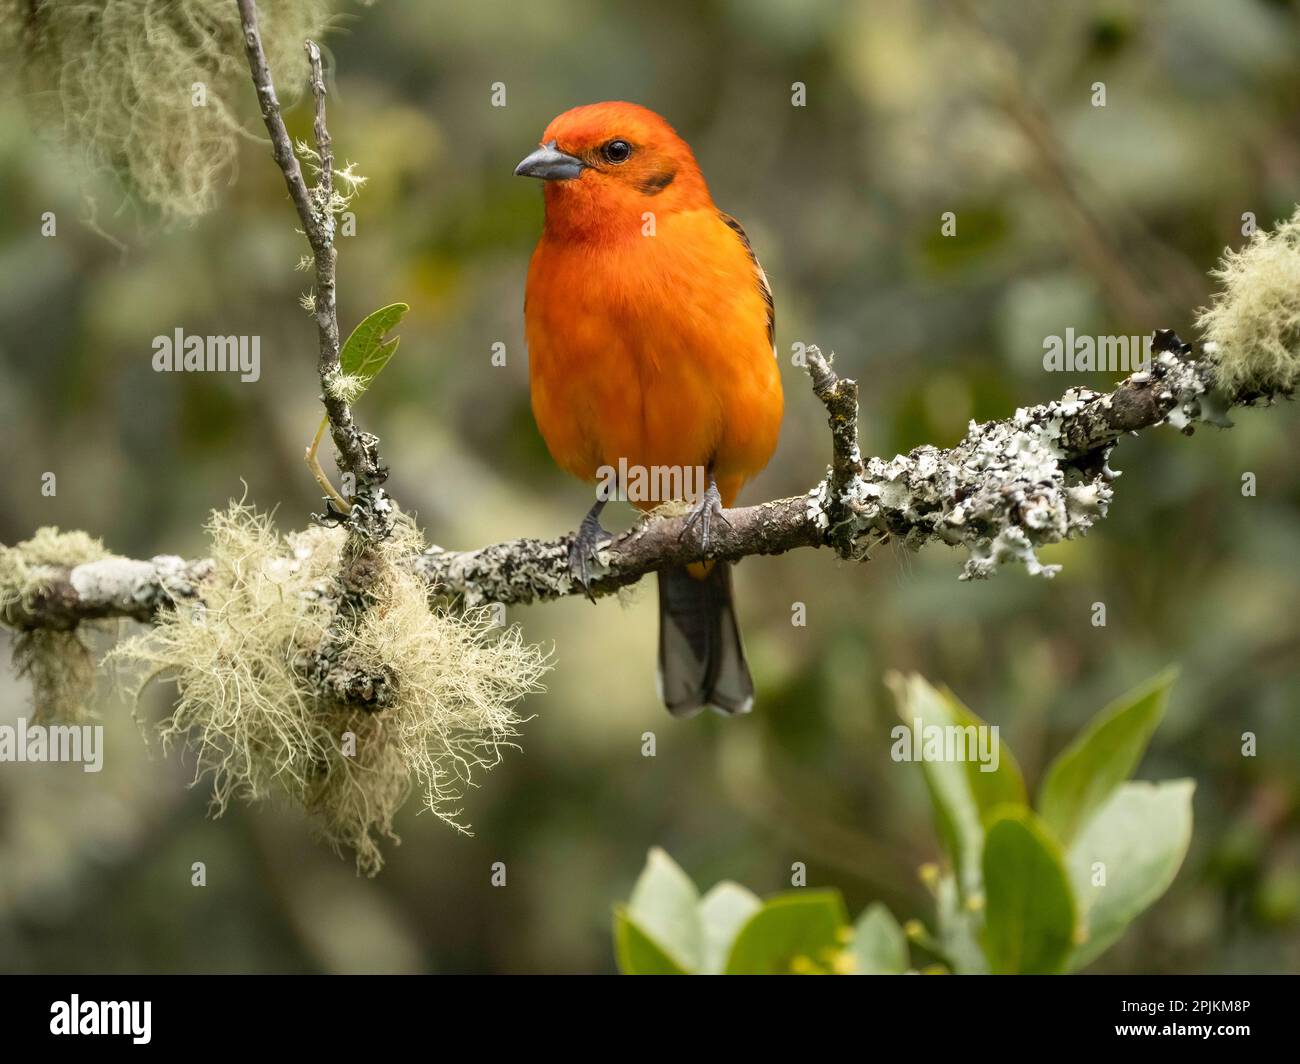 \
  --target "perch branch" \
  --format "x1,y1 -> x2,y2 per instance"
1,6 -> 1286,639
4,331 -> 1272,629
2,556 -> 214,631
